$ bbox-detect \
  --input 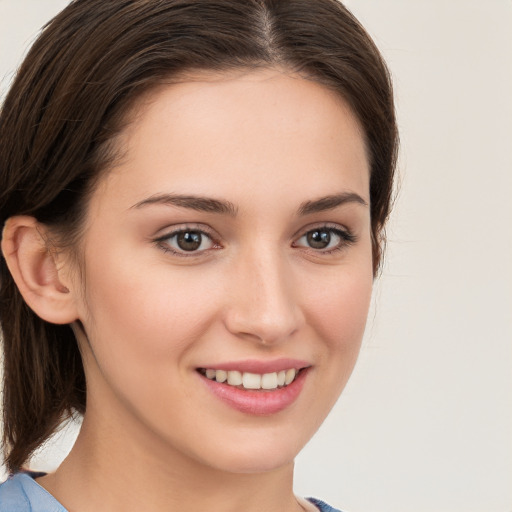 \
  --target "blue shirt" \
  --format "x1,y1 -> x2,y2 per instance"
0,472 -> 341,511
